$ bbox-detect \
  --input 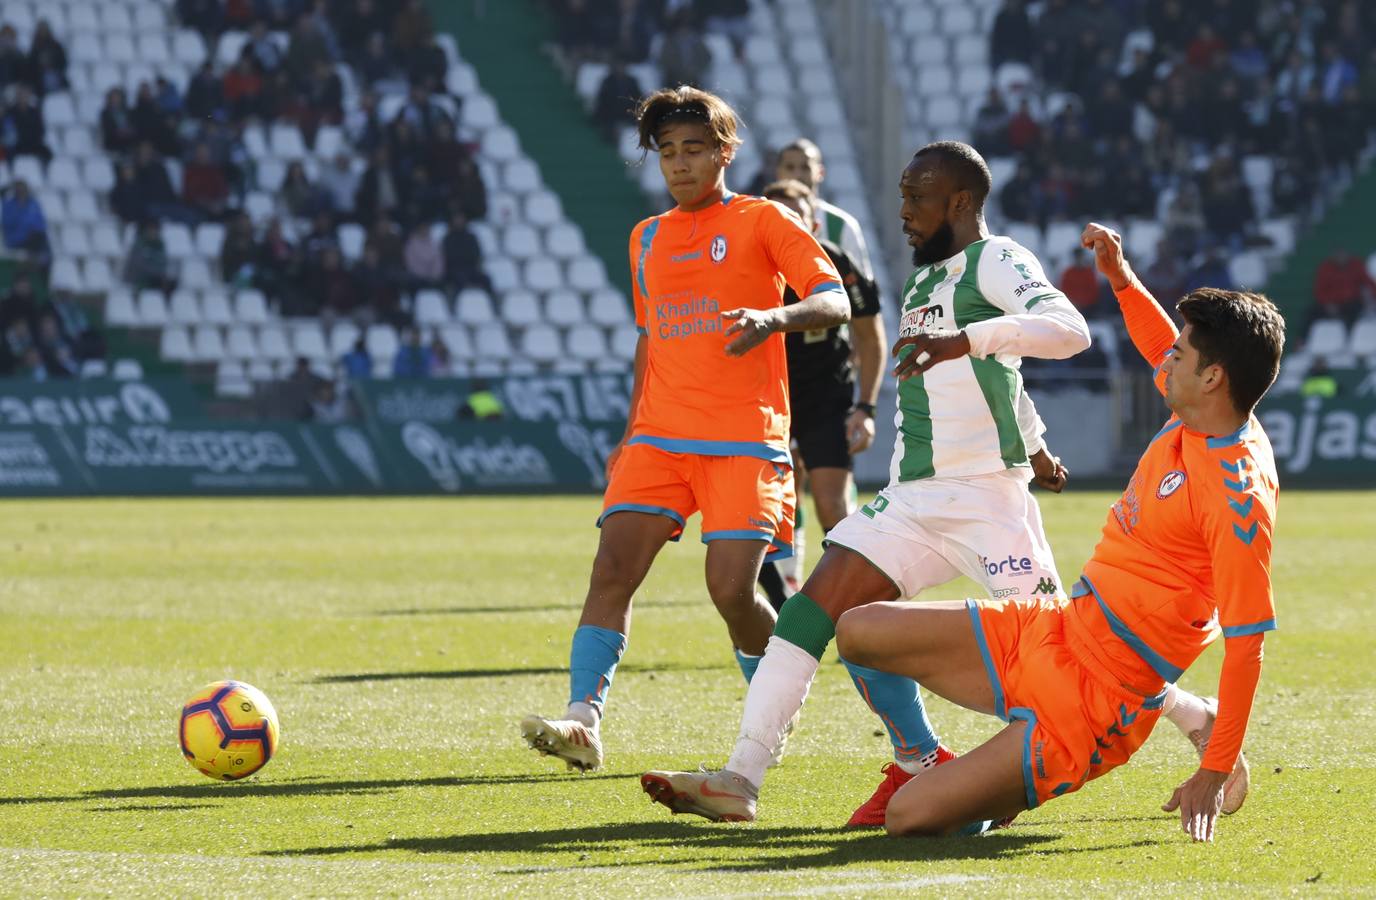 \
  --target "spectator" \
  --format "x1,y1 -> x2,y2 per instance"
1200,156 -> 1254,250
453,156 -> 488,221
357,32 -> 402,88
319,153 -> 359,217
185,62 -> 226,121
999,162 -> 1036,223
341,337 -> 371,380
403,222 -> 444,288
355,146 -> 401,223
990,0 -> 1033,68
1140,240 -> 1187,305
1006,98 -> 1041,153
1319,41 -> 1358,104
255,217 -> 300,300
1,181 -> 50,264
1312,247 -> 1376,328
280,357 -> 321,420
177,0 -> 225,43
391,326 -> 431,379
658,13 -> 710,89
338,0 -> 388,64
0,273 -> 39,330
400,167 -> 447,226
130,81 -> 179,157
408,35 -> 449,94
1183,248 -> 1235,294
0,26 -> 24,87
353,243 -> 401,325
123,220 -> 177,294
132,142 -> 192,223
612,0 -> 660,64
345,90 -> 386,154
154,76 -> 183,118
1163,183 -> 1206,257
442,210 -> 491,294
23,21 -> 69,95
304,59 -> 345,131
49,290 -> 105,362
302,247 -> 359,319
971,87 -> 1011,157
35,311 -> 77,378
1059,249 -> 1102,317
1300,357 -> 1338,398
459,378 -> 504,420
393,0 -> 435,56
592,61 -> 643,142
309,379 -> 351,422
17,345 -> 49,381
220,212 -> 258,286
285,11 -> 335,85
1,85 -> 52,163
222,57 -> 265,122
182,143 -> 231,220
247,21 -> 285,74
109,162 -> 146,224
1185,24 -> 1227,71
428,330 -> 452,377
281,161 -> 331,219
